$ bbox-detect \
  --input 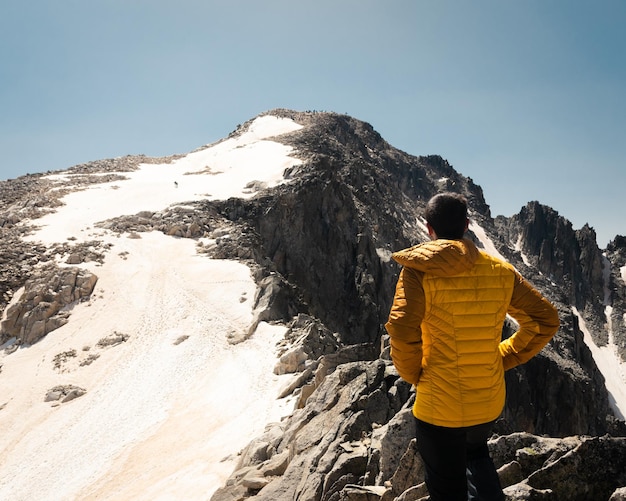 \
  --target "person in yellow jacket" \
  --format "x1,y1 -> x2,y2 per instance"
386,192 -> 559,501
